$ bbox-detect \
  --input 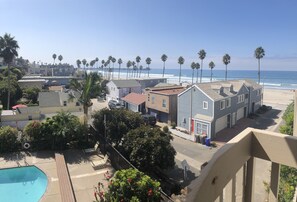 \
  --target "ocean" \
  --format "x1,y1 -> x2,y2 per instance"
92,68 -> 297,90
